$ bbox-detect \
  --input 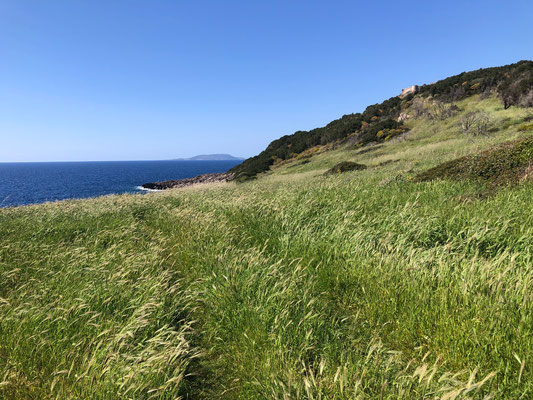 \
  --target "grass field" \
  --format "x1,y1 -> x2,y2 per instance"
1,95 -> 532,399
